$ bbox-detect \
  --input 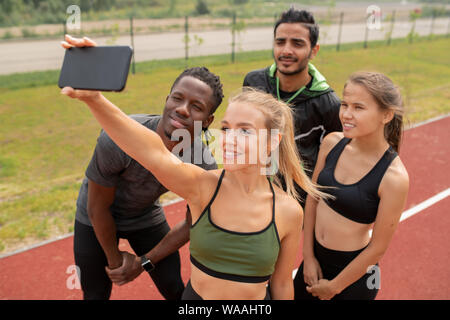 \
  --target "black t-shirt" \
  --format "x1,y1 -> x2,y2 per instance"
75,114 -> 217,231
278,77 -> 313,101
